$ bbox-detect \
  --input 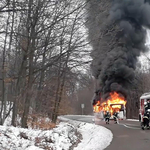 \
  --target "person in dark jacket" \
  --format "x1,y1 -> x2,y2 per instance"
144,100 -> 150,112
113,111 -> 119,124
104,111 -> 111,124
142,111 -> 150,130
